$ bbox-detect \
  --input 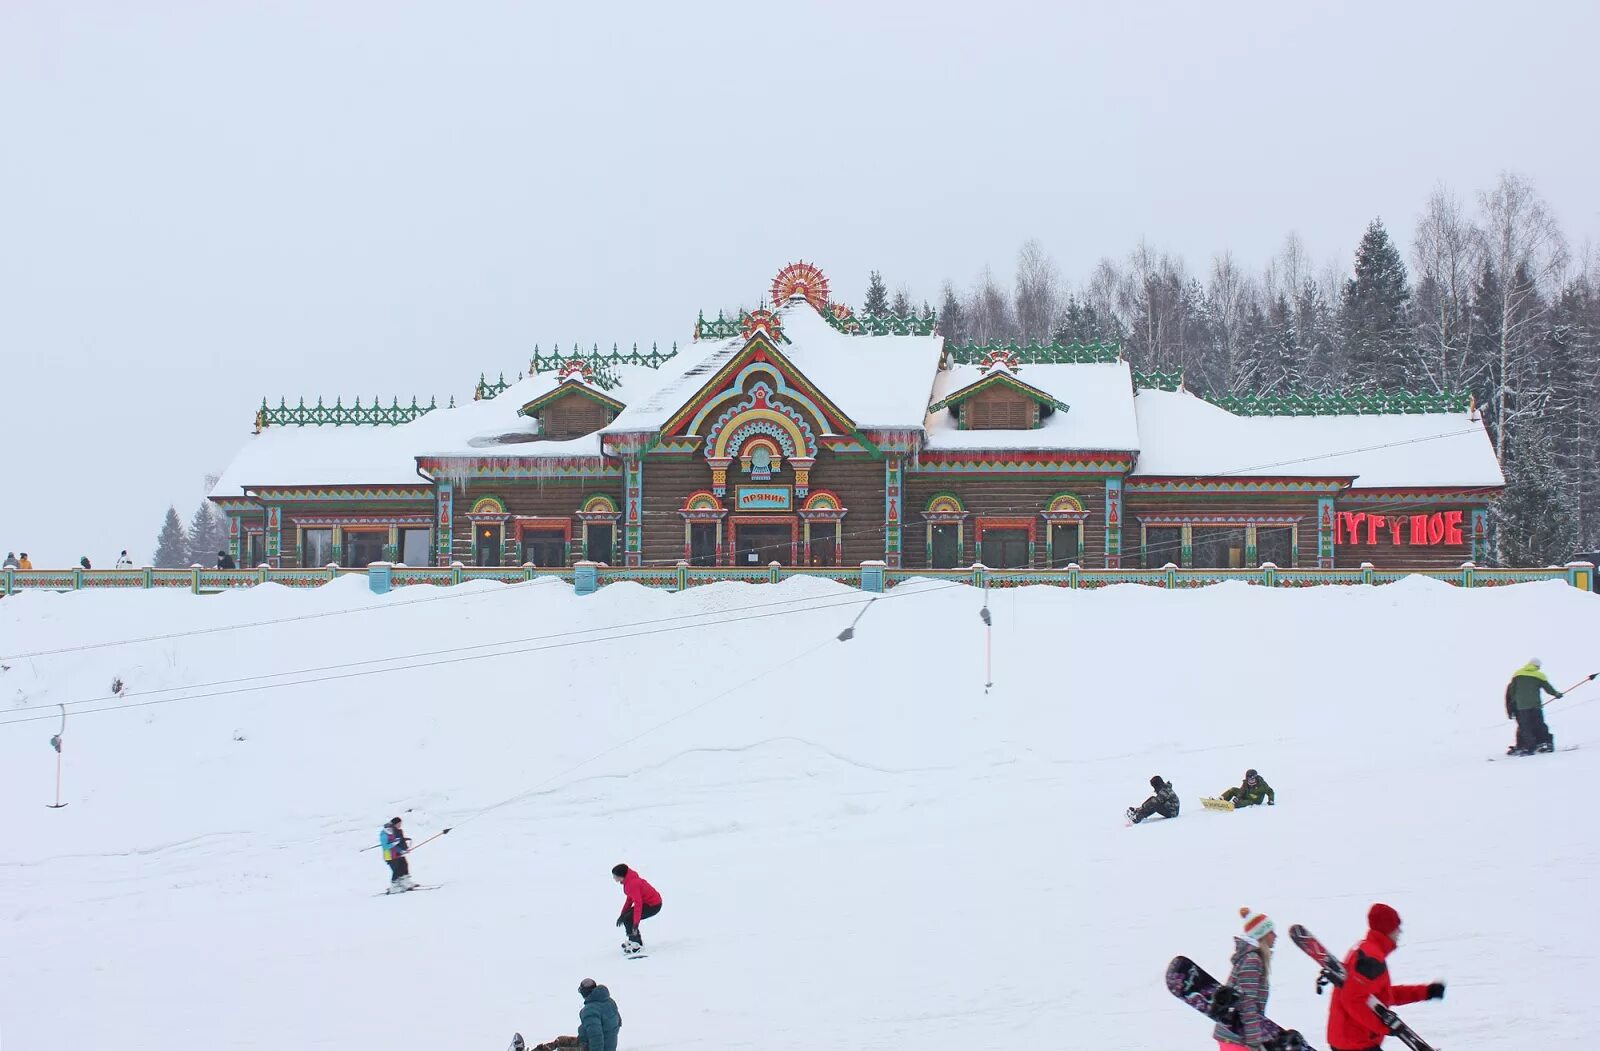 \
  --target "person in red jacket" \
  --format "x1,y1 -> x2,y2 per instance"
611,863 -> 662,954
1328,903 -> 1445,1051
